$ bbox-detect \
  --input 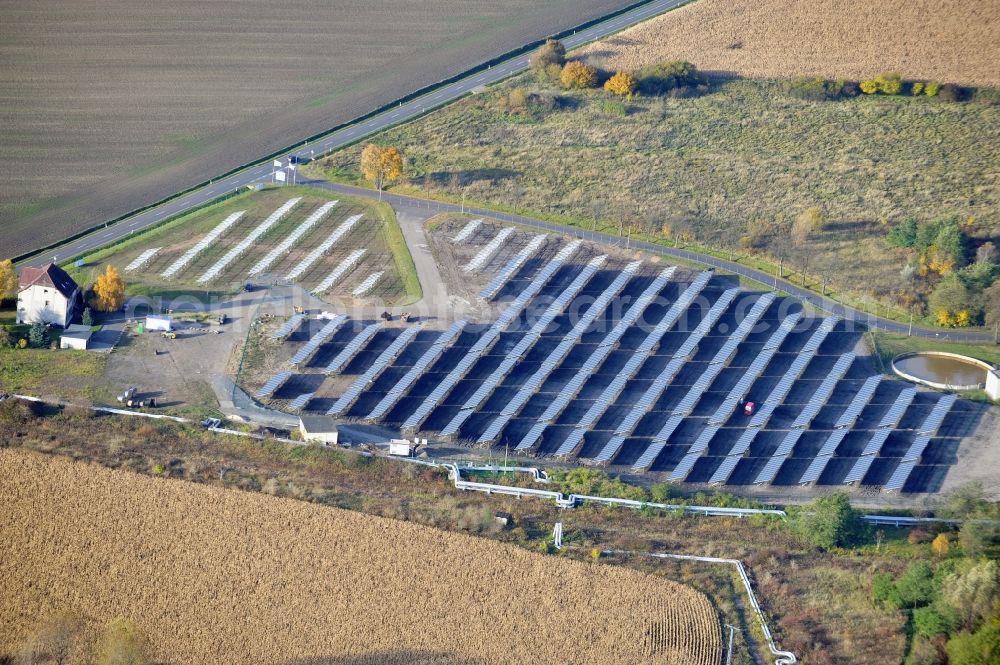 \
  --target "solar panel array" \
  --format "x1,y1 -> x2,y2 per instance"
797,375 -> 883,484
515,265 -> 678,452
365,321 -> 467,421
464,227 -> 515,272
452,218 -> 482,243
842,386 -> 917,485
883,393 -> 958,491
285,213 -> 363,281
312,249 -> 367,295
162,211 -> 244,278
327,327 -> 420,416
271,313 -> 306,341
622,287 -> 742,469
402,241 -> 581,432
254,370 -> 292,399
260,222 -> 966,493
476,261 -> 643,445
249,200 -> 337,276
289,315 -> 347,366
324,323 -> 381,375
479,234 -> 548,301
198,197 -> 301,283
